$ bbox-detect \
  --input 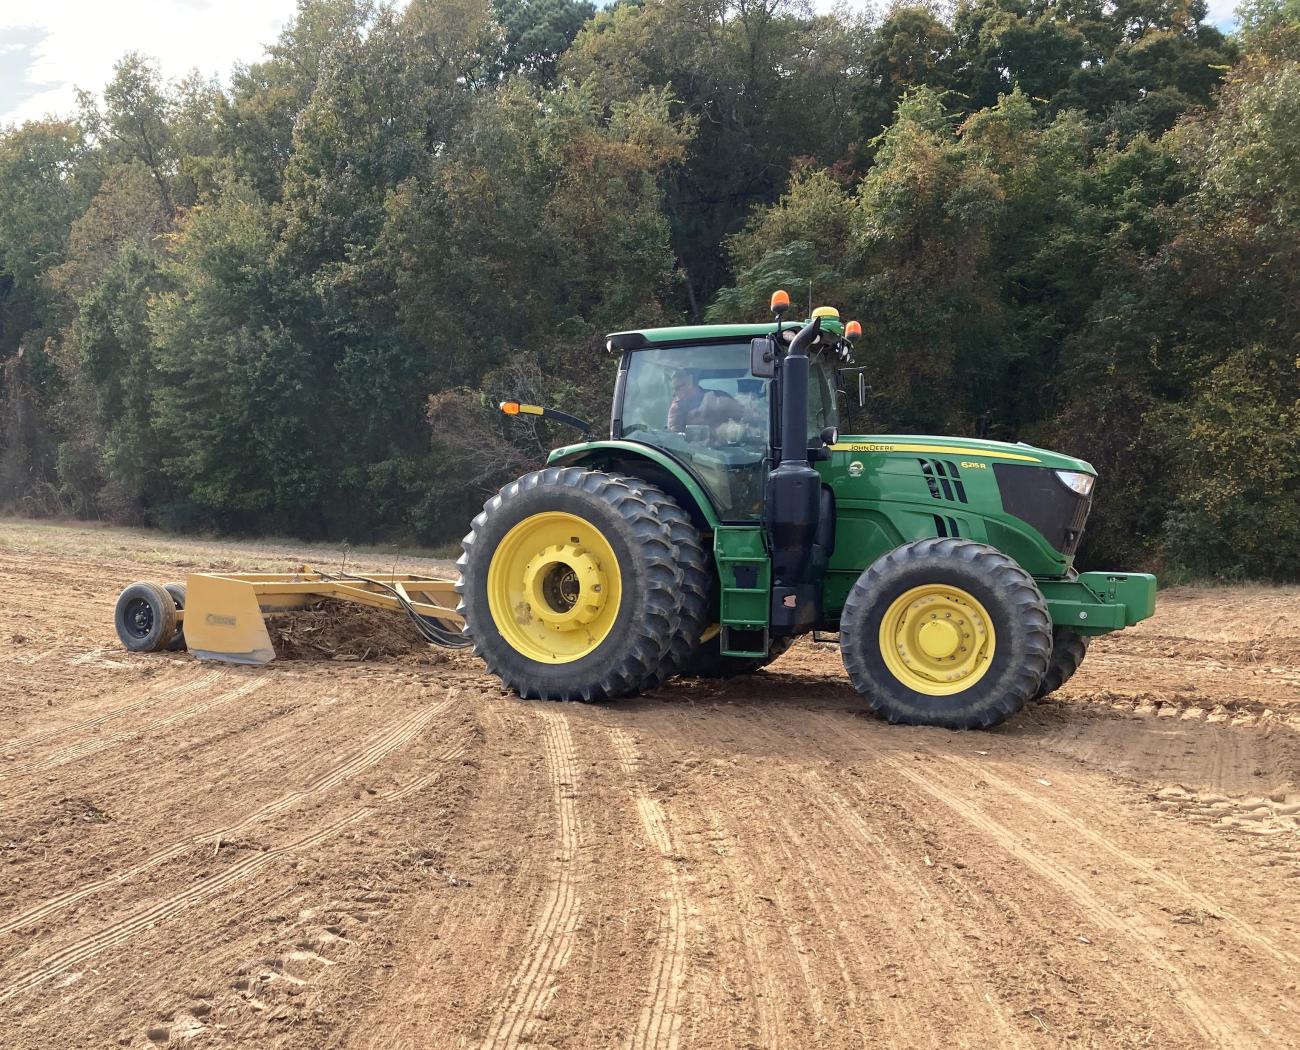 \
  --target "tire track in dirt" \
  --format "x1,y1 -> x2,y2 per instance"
684,704 -> 1199,1045
0,691 -> 460,936
799,780 -> 1032,1048
626,713 -> 794,1047
346,700 -> 550,1050
0,728 -> 471,1005
937,750 -> 1300,967
0,667 -> 222,755
478,710 -> 583,1050
24,675 -> 266,772
608,727 -> 688,1050
883,755 -> 1255,1047
668,715 -> 1025,1049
